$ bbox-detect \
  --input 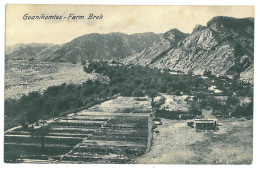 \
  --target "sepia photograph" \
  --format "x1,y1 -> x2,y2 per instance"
3,3 -> 255,165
